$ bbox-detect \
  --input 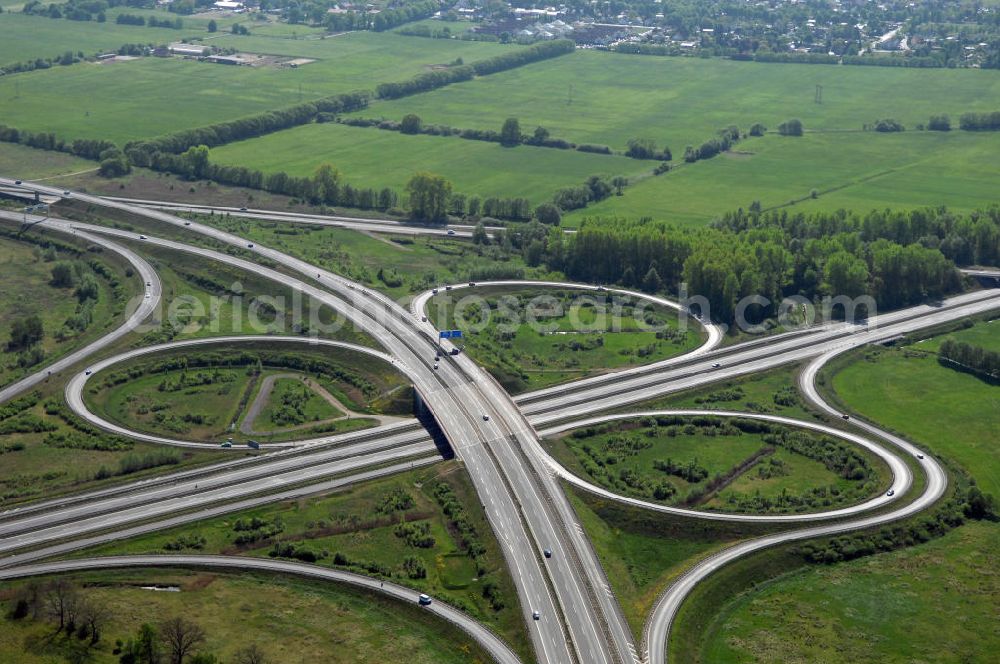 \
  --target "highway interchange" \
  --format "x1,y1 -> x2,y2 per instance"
1,177 -> 998,664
